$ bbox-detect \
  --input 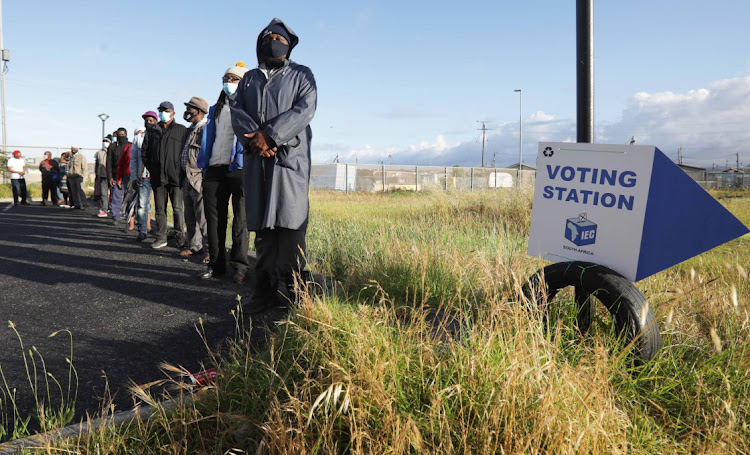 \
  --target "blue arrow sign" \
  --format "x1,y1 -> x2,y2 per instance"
636,149 -> 749,280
